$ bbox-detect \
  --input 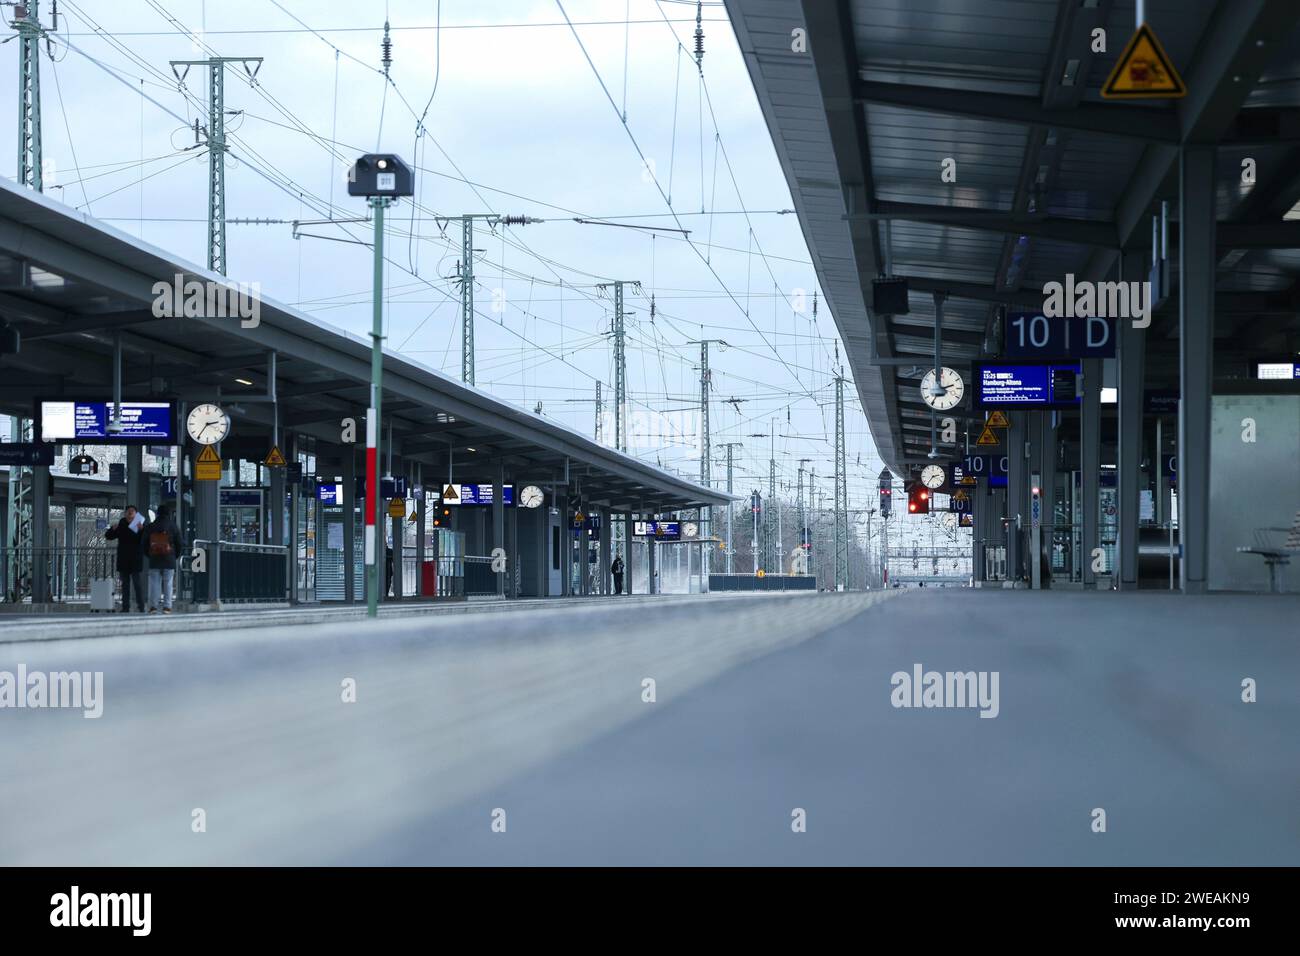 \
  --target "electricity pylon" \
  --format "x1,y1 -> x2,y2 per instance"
169,56 -> 264,275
